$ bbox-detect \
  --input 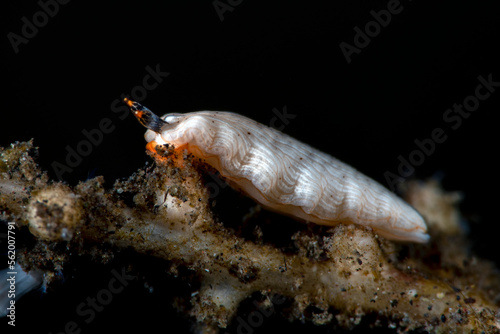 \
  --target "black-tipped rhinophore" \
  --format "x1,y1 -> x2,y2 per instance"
124,98 -> 168,133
